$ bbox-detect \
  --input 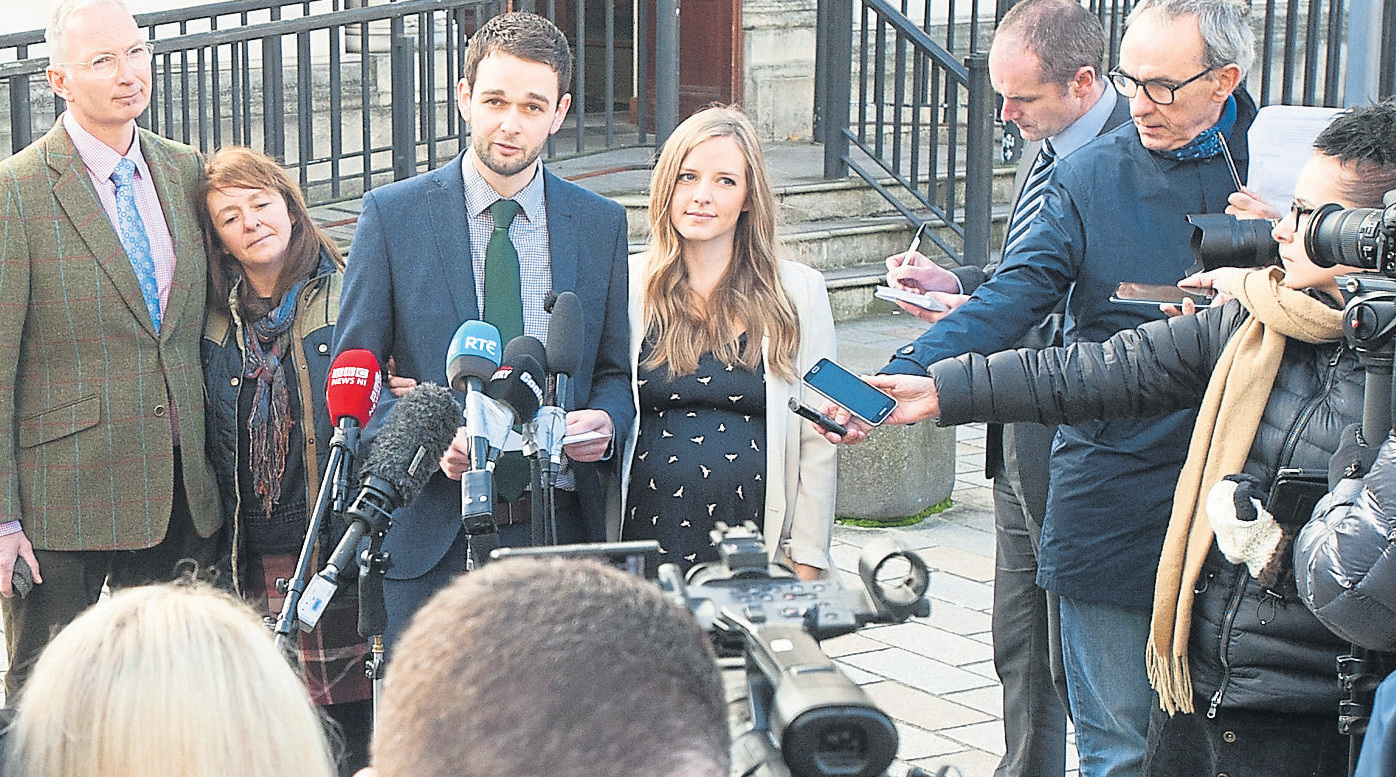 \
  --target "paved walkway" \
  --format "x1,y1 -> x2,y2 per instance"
823,313 -> 1081,777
